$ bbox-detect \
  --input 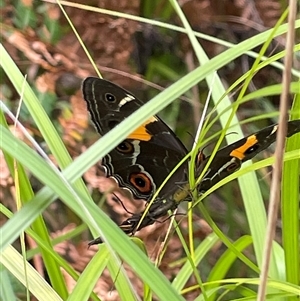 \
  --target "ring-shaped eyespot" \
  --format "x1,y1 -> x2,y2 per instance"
129,172 -> 153,193
226,160 -> 241,172
245,144 -> 260,155
105,92 -> 116,103
116,141 -> 134,154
